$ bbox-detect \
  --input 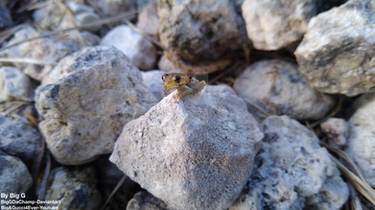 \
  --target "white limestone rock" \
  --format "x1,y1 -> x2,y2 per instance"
295,0 -> 375,96
346,93 -> 375,186
241,0 -> 321,50
35,46 -> 157,165
4,26 -> 77,81
233,60 -> 334,120
243,116 -> 349,210
101,25 -> 158,70
110,85 -> 264,210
